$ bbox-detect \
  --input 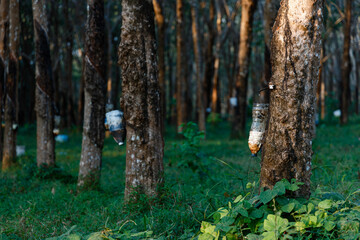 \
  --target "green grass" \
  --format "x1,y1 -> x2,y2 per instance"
0,116 -> 359,239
